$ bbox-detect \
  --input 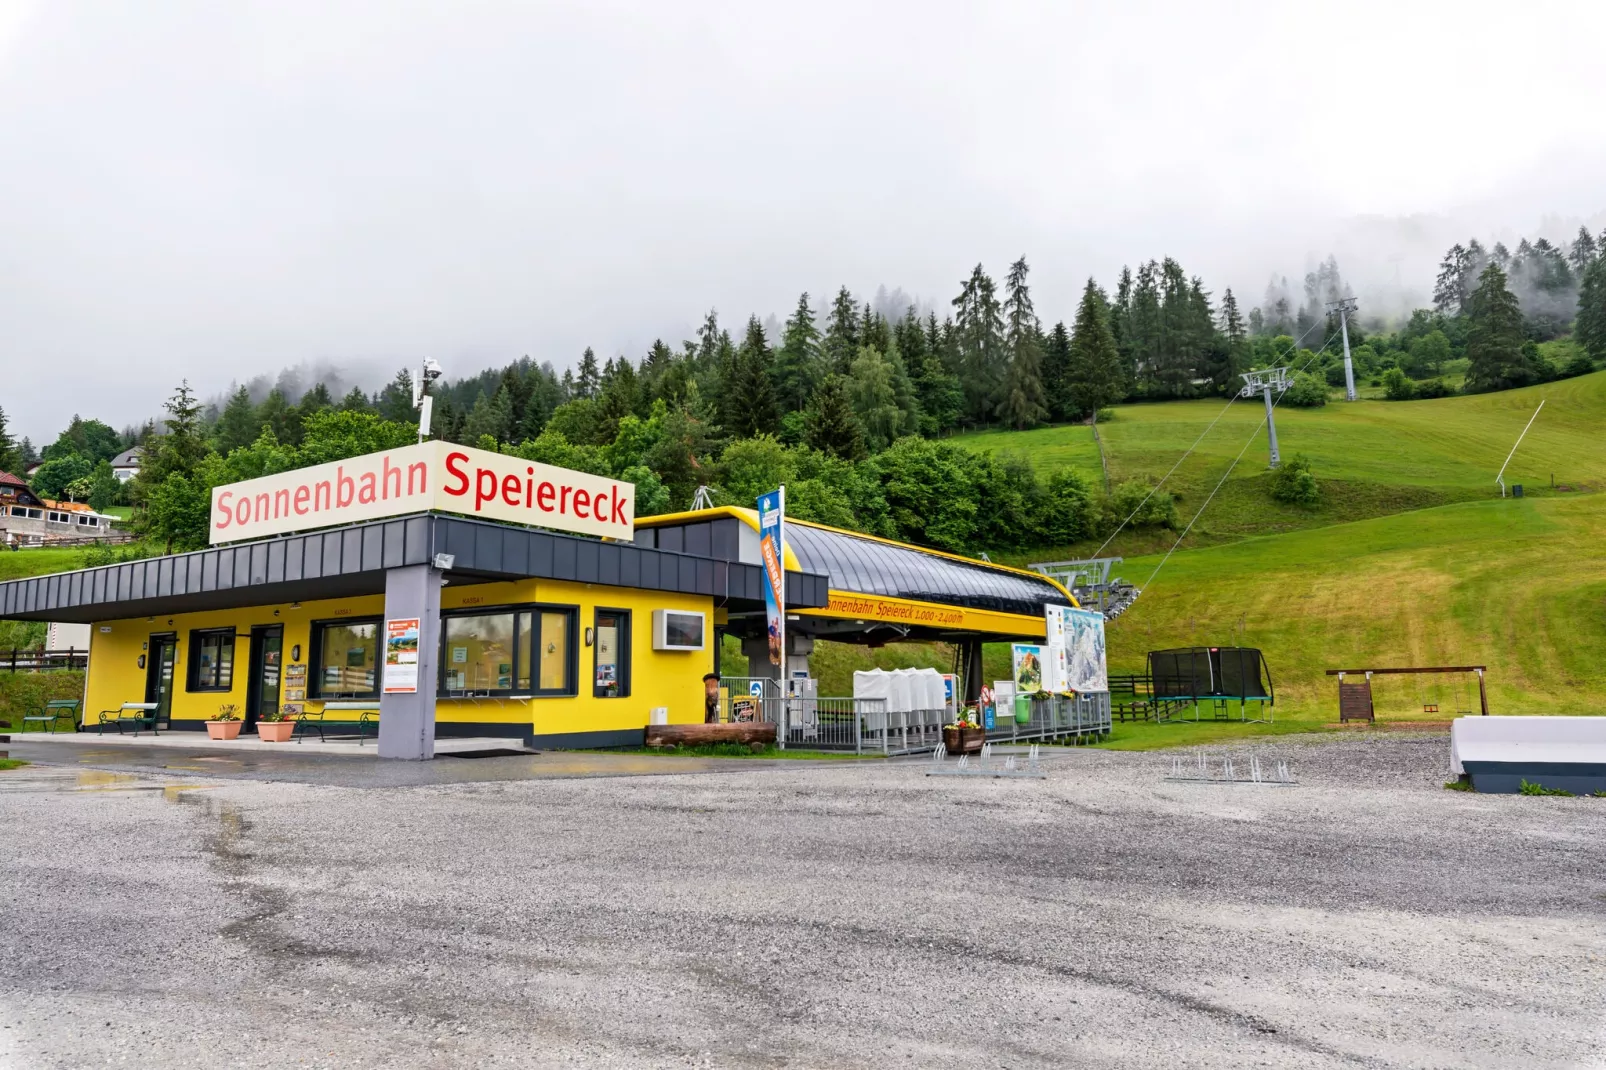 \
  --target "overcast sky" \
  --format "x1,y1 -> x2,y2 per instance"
3,0 -> 1604,443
